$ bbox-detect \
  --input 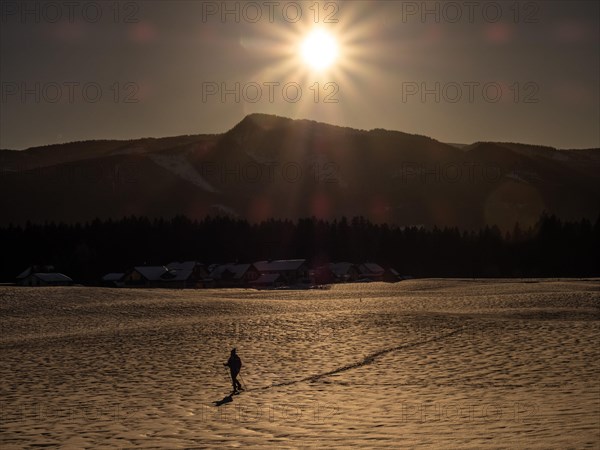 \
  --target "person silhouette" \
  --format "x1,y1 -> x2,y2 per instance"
224,348 -> 243,393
